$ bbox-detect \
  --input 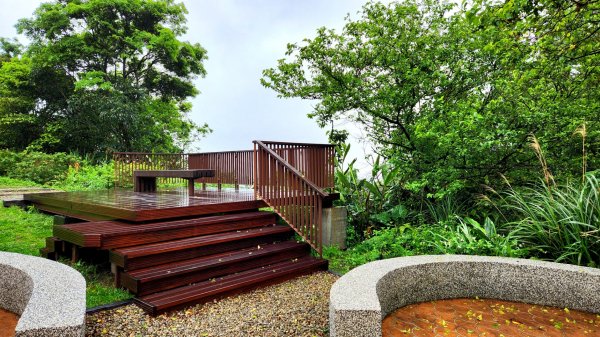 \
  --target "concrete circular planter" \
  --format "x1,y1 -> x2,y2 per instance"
330,255 -> 600,337
0,252 -> 86,336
